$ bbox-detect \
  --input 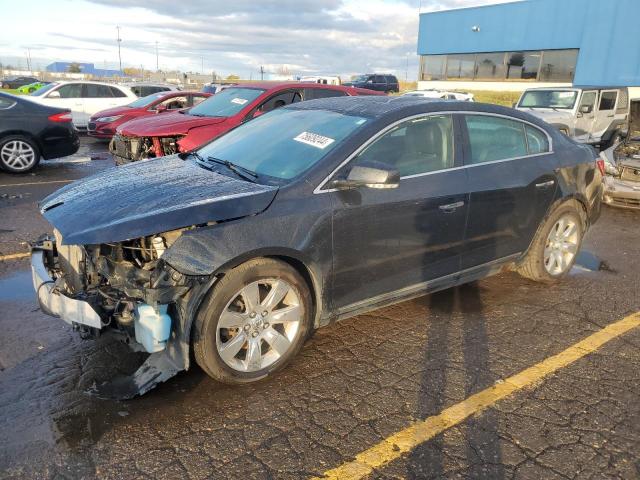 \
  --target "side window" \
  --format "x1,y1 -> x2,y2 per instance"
109,86 -> 127,98
525,125 -> 550,155
157,96 -> 188,110
84,84 -> 113,98
374,75 -> 386,84
258,90 -> 302,113
579,92 -> 597,113
56,84 -> 82,98
464,115 -> 528,164
350,115 -> 454,177
599,91 -> 617,111
304,88 -> 347,100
